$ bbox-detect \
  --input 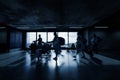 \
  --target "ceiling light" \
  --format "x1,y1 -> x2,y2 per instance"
95,26 -> 109,28
69,27 -> 83,28
0,27 -> 6,29
43,27 -> 56,28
